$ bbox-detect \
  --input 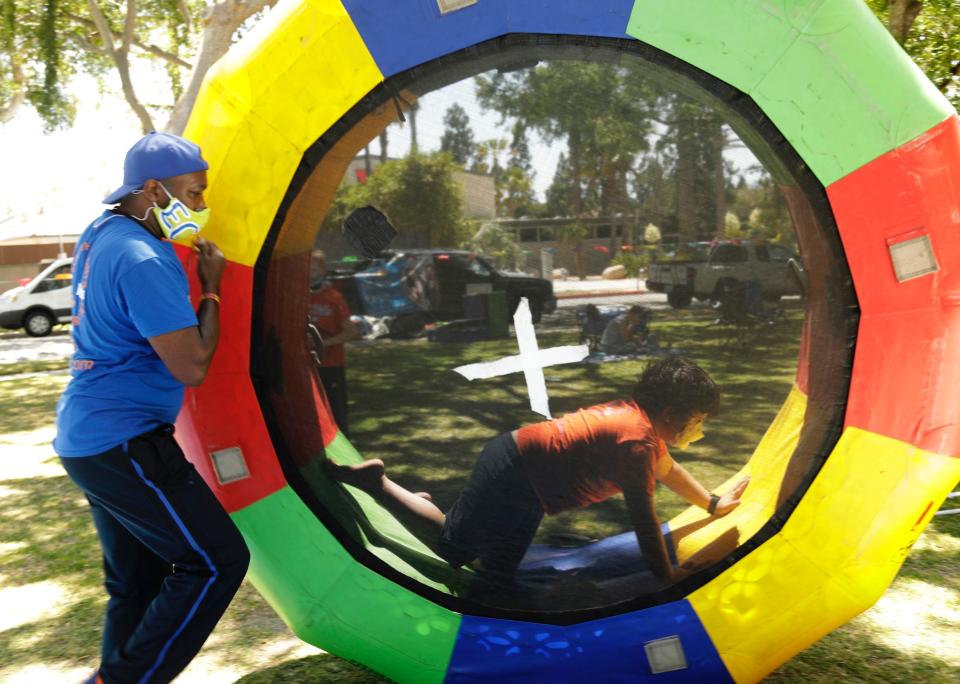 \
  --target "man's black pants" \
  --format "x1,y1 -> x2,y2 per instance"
60,425 -> 250,684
